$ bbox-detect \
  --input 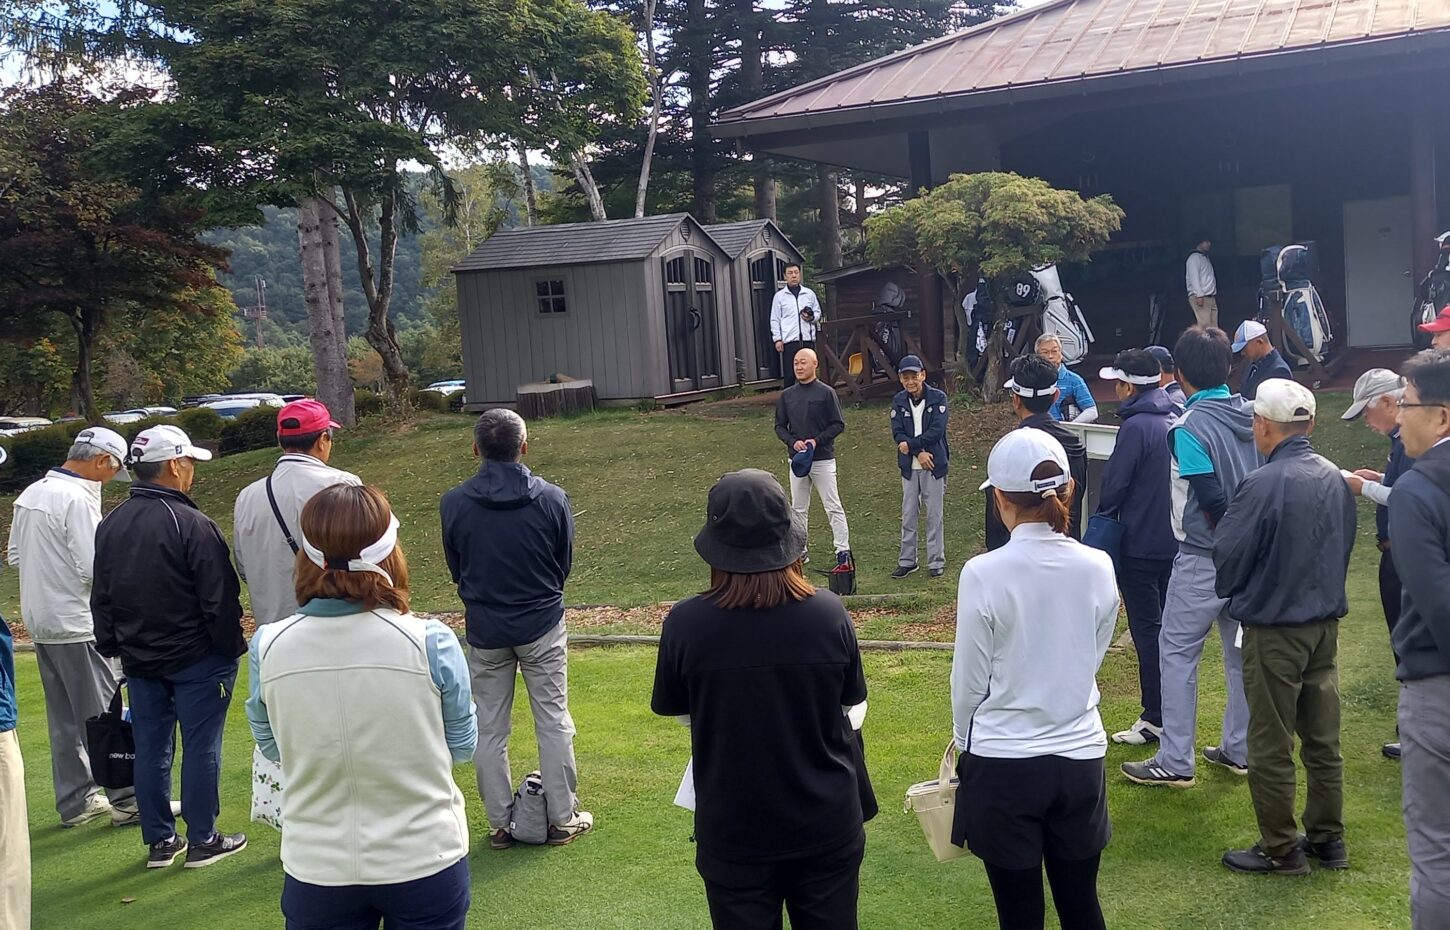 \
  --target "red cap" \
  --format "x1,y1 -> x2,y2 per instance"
277,399 -> 341,437
1420,305 -> 1450,334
